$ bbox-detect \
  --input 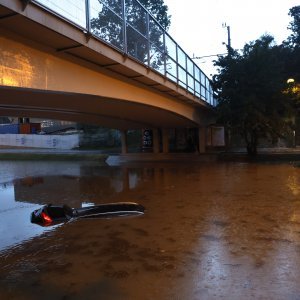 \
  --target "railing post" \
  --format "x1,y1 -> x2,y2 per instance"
185,55 -> 188,90
21,0 -> 31,11
176,45 -> 179,86
85,0 -> 91,32
193,64 -> 196,96
122,0 -> 127,54
146,12 -> 150,67
163,32 -> 167,76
